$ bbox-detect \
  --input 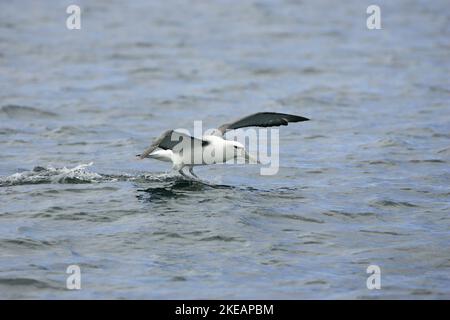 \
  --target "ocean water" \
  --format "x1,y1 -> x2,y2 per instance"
0,0 -> 449,299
